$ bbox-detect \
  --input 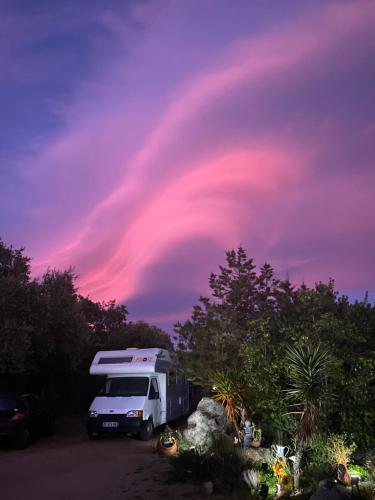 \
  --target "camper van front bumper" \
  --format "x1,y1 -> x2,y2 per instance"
87,414 -> 144,434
